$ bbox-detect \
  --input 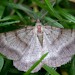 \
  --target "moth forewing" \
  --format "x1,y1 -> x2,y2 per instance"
0,33 -> 21,60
